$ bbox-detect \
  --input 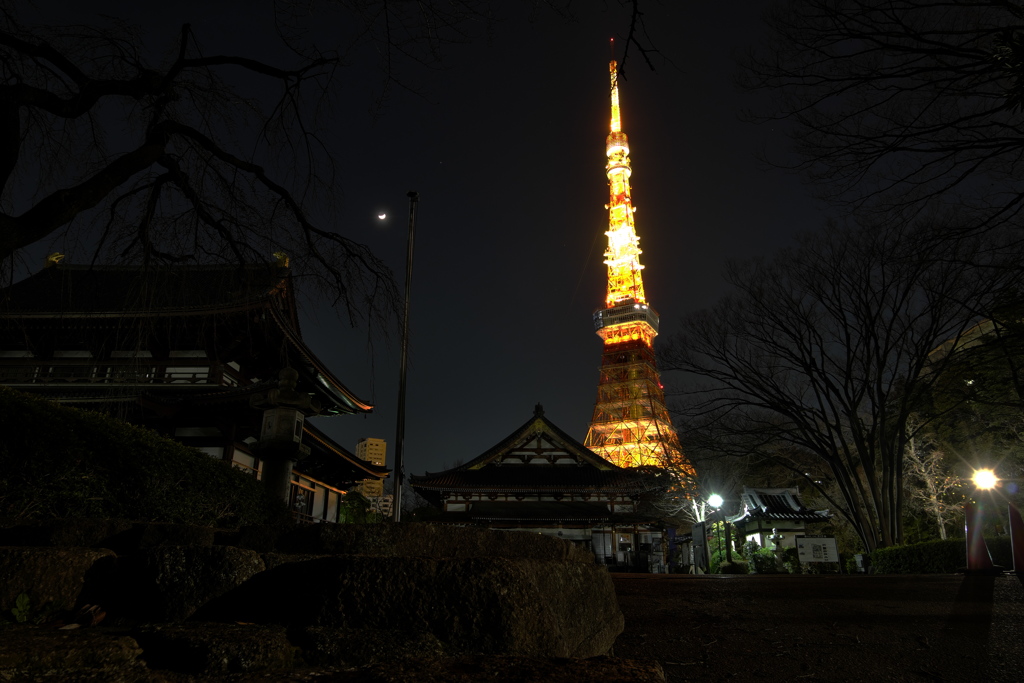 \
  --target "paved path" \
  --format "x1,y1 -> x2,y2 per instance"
611,573 -> 1024,683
